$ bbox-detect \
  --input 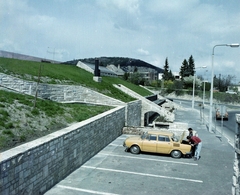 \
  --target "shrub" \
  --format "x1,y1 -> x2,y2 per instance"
5,122 -> 14,129
20,135 -> 26,142
31,108 -> 40,115
3,130 -> 14,137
